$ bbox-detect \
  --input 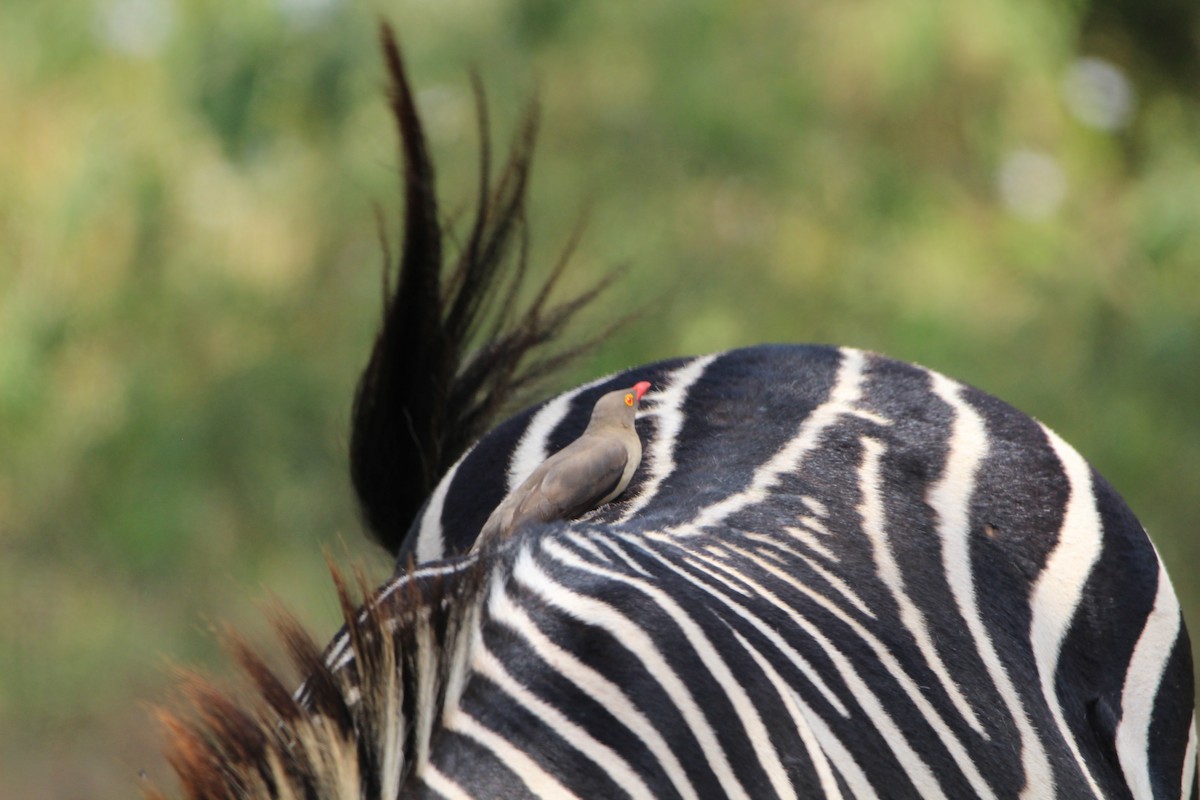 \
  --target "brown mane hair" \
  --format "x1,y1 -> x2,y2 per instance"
150,558 -> 487,799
